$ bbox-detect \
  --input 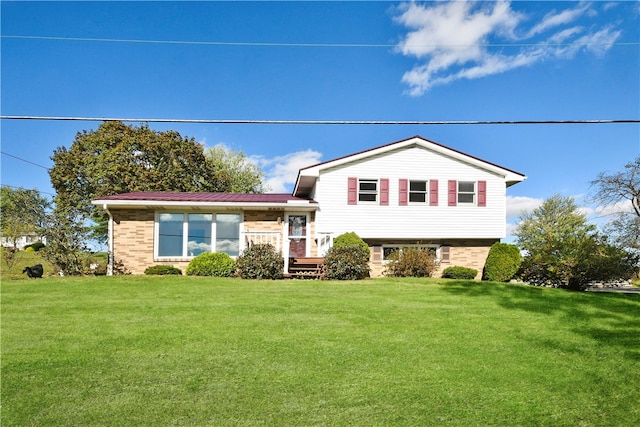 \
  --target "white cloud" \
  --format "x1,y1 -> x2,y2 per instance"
254,149 -> 323,193
506,195 -> 543,219
548,26 -> 584,43
395,1 -> 622,95
527,2 -> 591,37
593,199 -> 635,217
